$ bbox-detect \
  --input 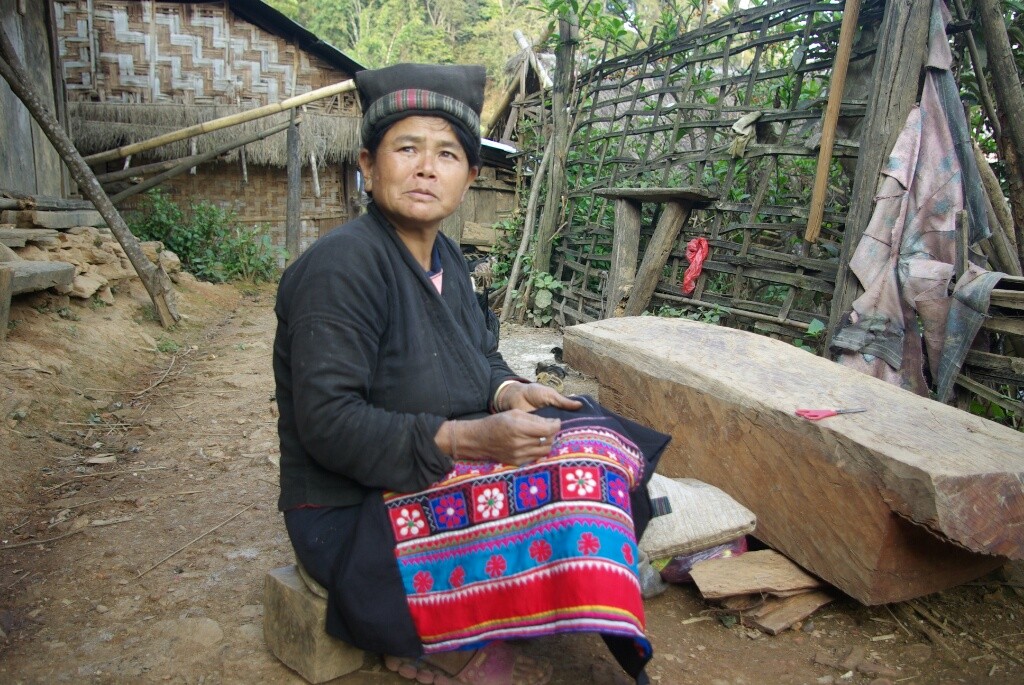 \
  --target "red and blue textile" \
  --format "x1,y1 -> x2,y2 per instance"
383,423 -> 651,656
